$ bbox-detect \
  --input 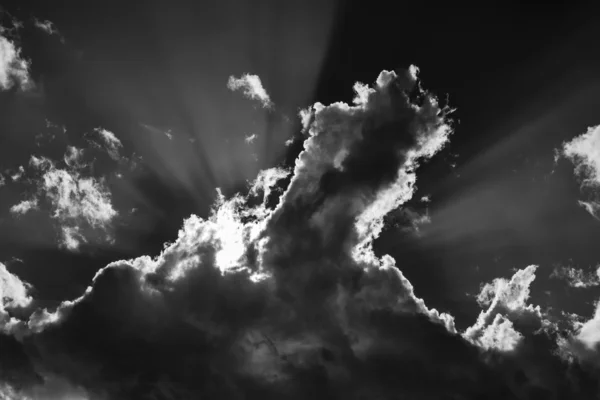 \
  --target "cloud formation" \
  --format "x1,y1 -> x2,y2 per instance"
1,68 -> 599,399
10,149 -> 118,251
0,262 -> 32,331
465,265 -> 540,352
91,128 -> 123,161
561,125 -> 600,219
550,265 -> 600,288
32,18 -> 59,36
0,28 -> 32,90
227,73 -> 273,108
